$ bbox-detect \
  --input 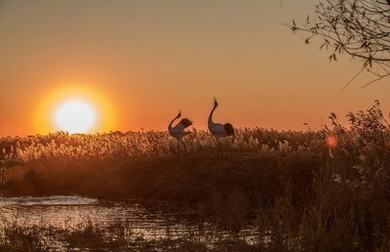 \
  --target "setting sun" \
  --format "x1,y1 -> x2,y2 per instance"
54,100 -> 97,133
2,1 -> 390,250
34,85 -> 117,134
